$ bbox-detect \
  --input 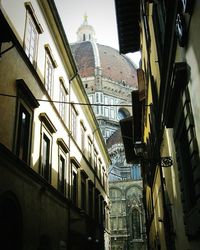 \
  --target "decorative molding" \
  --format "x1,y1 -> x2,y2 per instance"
25,2 -> 43,34
39,113 -> 57,133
